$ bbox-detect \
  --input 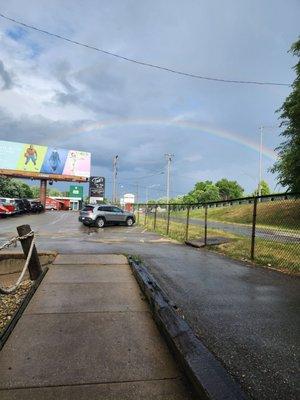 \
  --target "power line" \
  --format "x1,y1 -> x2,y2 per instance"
0,12 -> 291,87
